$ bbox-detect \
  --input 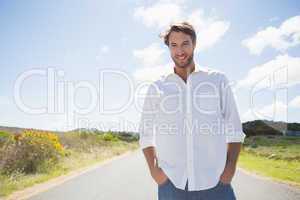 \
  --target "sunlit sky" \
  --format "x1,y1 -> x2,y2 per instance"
0,0 -> 299,132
